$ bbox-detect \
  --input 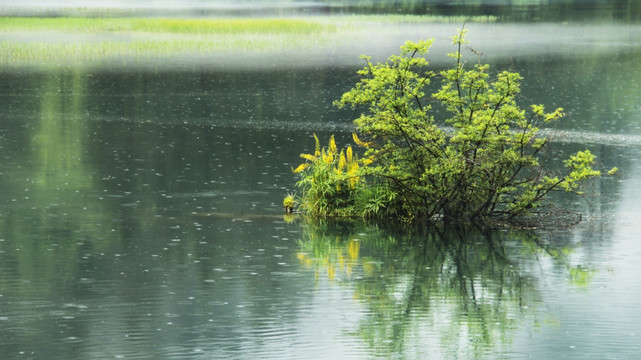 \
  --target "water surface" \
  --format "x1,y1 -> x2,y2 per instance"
1,9 -> 641,360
